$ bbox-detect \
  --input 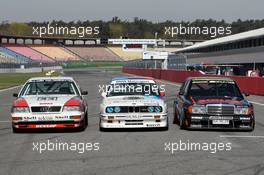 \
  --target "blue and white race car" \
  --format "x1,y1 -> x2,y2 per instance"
100,76 -> 168,131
